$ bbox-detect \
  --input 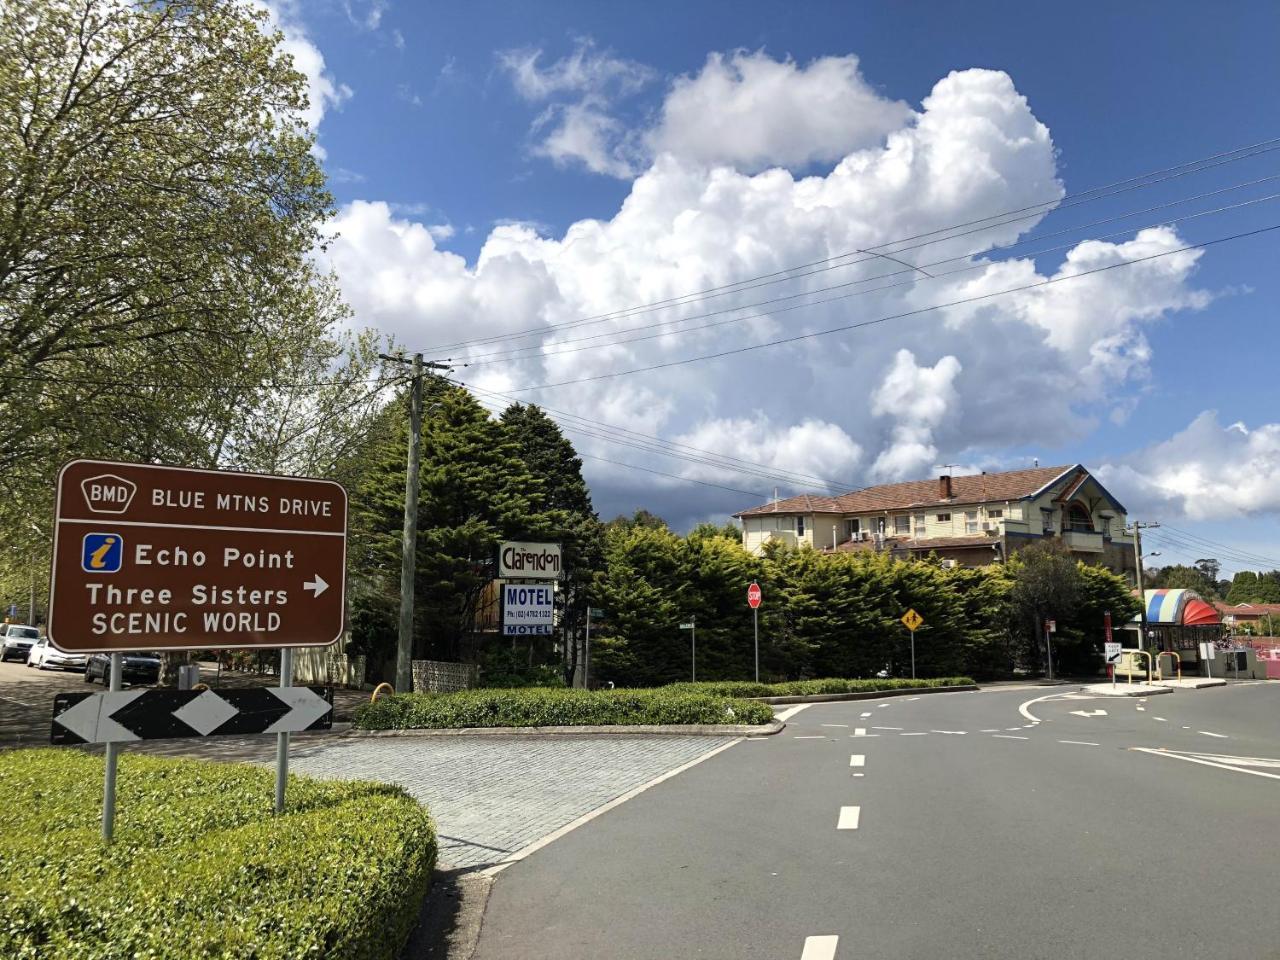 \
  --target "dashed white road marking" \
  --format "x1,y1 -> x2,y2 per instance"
801,934 -> 840,960
1059,740 -> 1100,746
1136,706 -> 1145,712
872,726 -> 902,731
980,728 -> 999,733
900,732 -> 928,736
993,734 -> 1029,740
852,728 -> 868,737
1182,725 -> 1191,730
794,736 -> 825,740
849,754 -> 865,767
1005,727 -> 1023,731
860,712 -> 872,718
852,772 -> 864,777
822,724 -> 849,728
1199,731 -> 1228,738
837,806 -> 861,830
907,697 -> 920,701
1153,716 -> 1168,722
931,729 -> 966,735
877,703 -> 890,709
